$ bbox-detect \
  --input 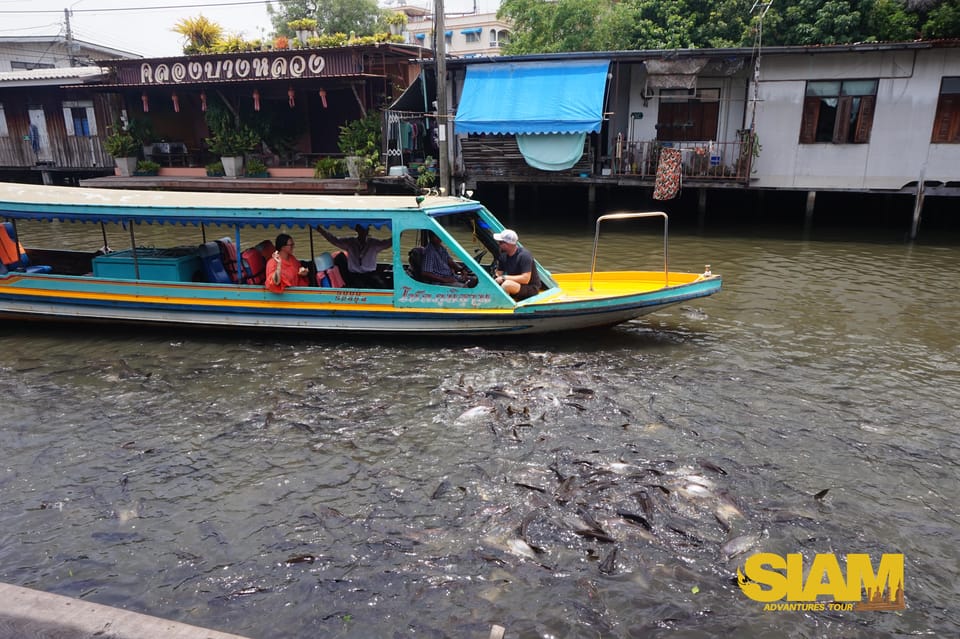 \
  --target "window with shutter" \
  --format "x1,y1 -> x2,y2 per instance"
799,97 -> 819,143
931,78 -> 960,143
833,96 -> 853,144
854,96 -> 875,143
801,80 -> 876,144
655,88 -> 720,142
